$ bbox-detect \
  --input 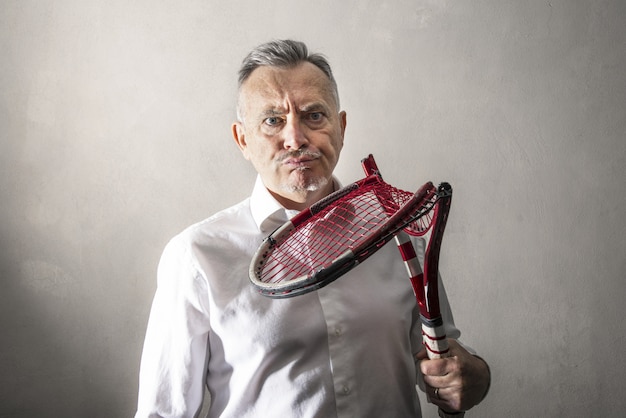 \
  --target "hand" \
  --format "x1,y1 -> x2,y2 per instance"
417,339 -> 491,413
